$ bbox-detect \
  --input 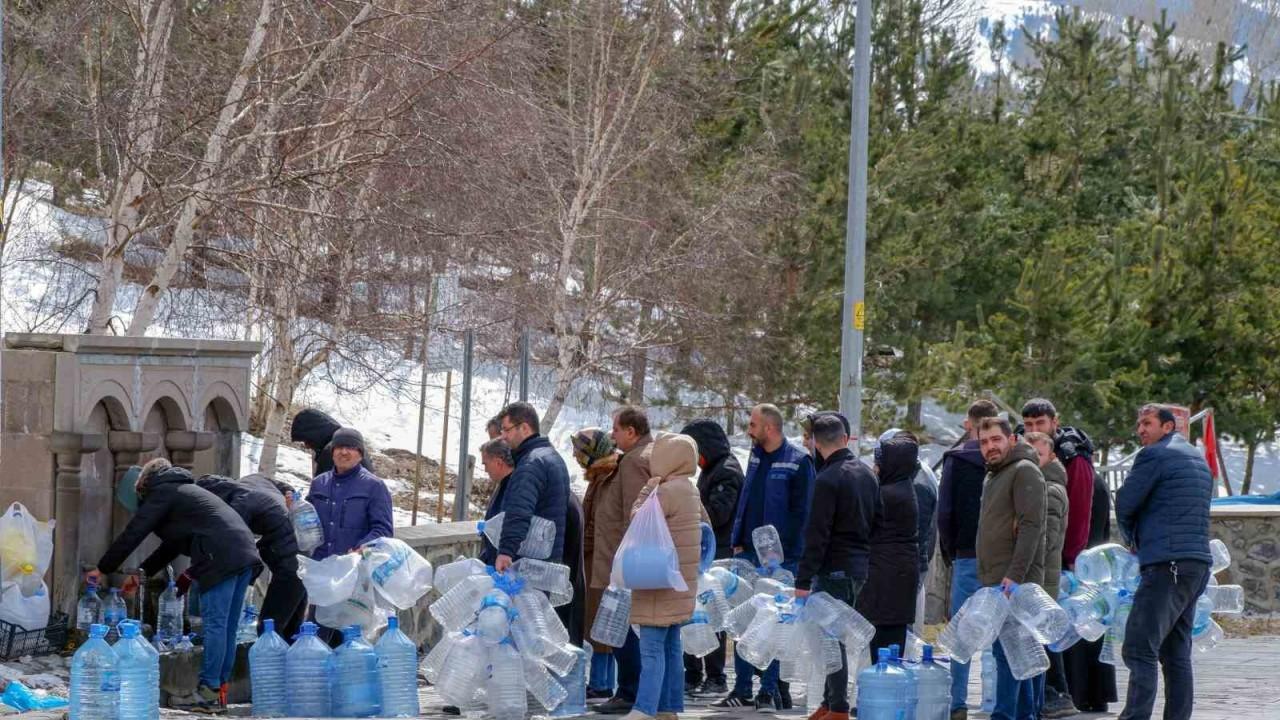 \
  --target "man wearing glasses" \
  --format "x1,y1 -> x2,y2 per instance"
487,402 -> 572,573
